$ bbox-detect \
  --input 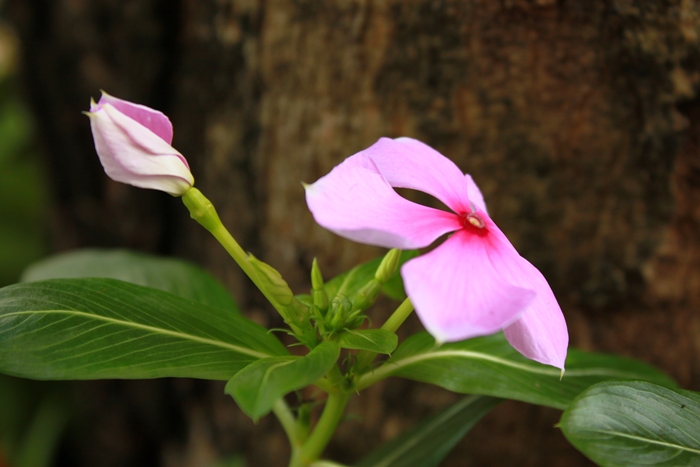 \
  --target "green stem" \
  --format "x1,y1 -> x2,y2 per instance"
182,188 -> 287,317
380,297 -> 414,333
313,377 -> 334,393
290,392 -> 350,467
273,399 -> 303,449
354,363 -> 391,391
